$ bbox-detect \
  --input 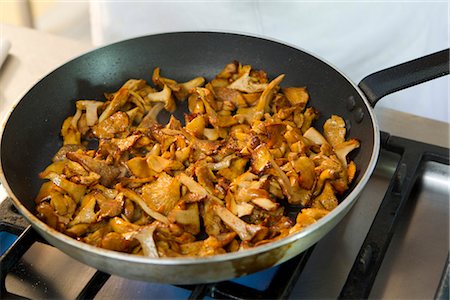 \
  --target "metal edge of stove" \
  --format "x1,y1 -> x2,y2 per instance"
435,256 -> 449,300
